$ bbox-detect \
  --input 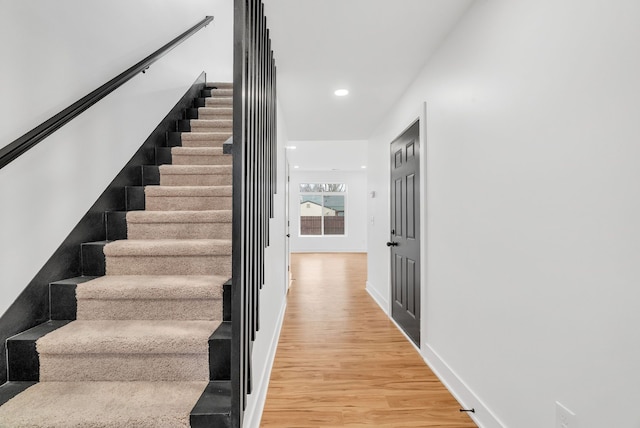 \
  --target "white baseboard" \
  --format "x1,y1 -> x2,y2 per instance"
422,344 -> 506,428
242,298 -> 288,428
377,289 -> 505,428
365,280 -> 389,314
